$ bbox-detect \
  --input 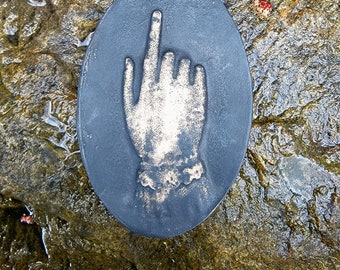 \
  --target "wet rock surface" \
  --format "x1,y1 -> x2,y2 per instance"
0,0 -> 339,268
